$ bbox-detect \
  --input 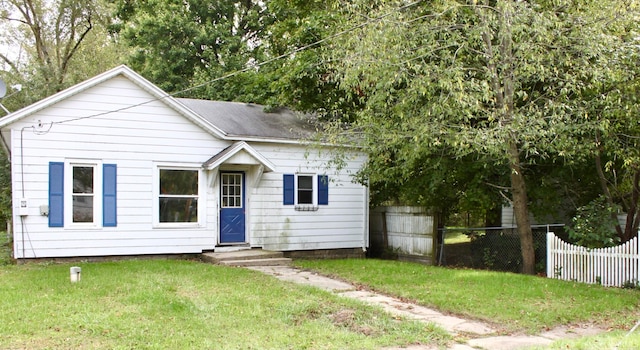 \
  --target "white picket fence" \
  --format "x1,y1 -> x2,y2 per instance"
546,232 -> 640,287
